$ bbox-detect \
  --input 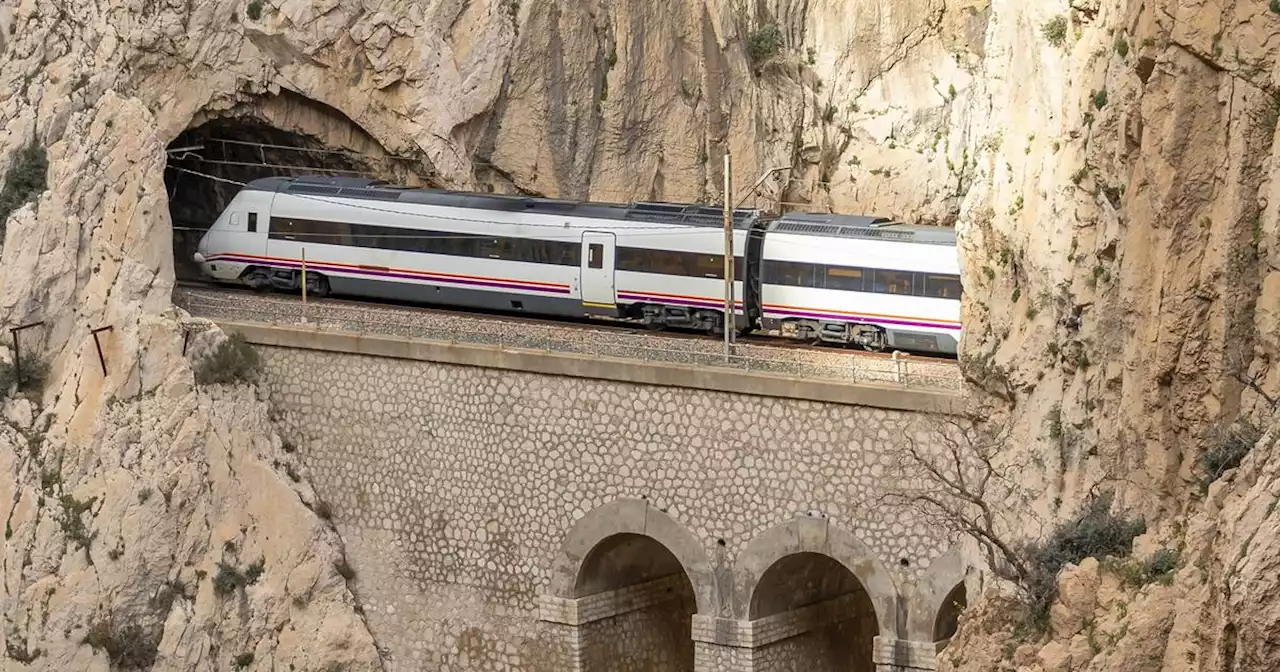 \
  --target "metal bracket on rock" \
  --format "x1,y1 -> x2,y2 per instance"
9,321 -> 44,386
90,325 -> 114,377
